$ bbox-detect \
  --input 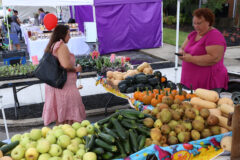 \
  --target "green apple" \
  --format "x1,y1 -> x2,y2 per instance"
67,143 -> 78,153
46,130 -> 55,136
26,141 -> 37,149
46,134 -> 56,144
78,144 -> 85,150
62,154 -> 74,160
57,135 -> 71,149
25,148 -> 39,160
38,153 -> 51,160
49,157 -> 62,160
63,149 -> 74,156
53,128 -> 64,138
86,125 -> 95,134
36,139 -> 50,153
81,120 -> 91,127
20,137 -> 31,147
76,127 -> 87,138
94,123 -> 100,130
64,127 -> 76,139
71,137 -> 82,146
21,133 -> 30,139
30,129 -> 42,141
42,127 -> 51,137
72,122 -> 81,130
11,145 -> 25,160
83,152 -> 97,160
11,134 -> 22,142
75,149 -> 85,159
62,124 -> 72,130
49,144 -> 62,157
52,126 -> 59,131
